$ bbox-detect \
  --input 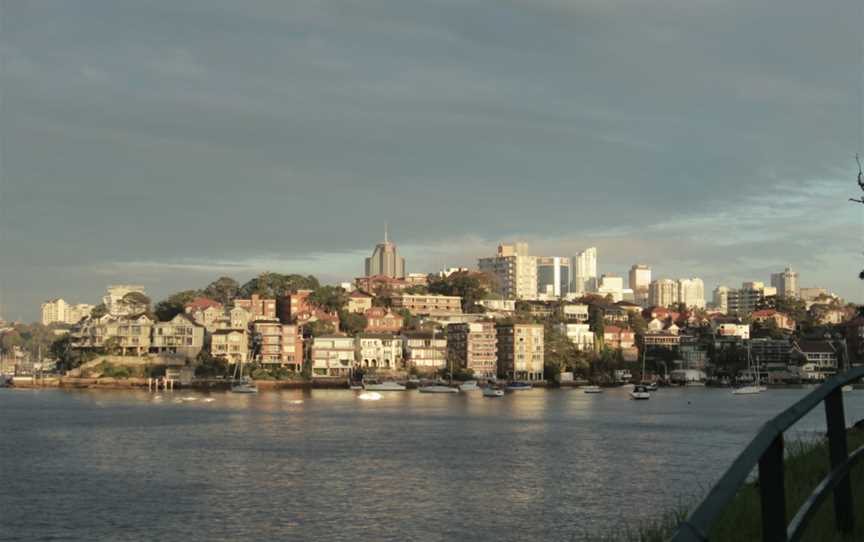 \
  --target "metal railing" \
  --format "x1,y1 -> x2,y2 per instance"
672,367 -> 864,542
